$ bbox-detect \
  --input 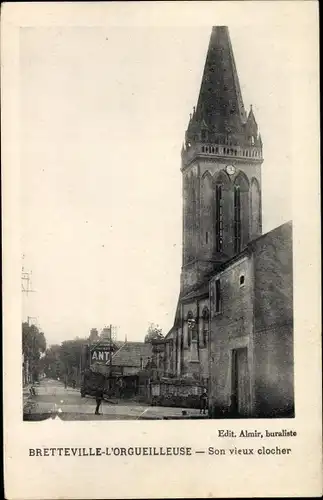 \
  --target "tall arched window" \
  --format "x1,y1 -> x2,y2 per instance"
234,185 -> 241,253
214,170 -> 232,254
202,308 -> 209,347
191,184 -> 197,256
215,184 -> 224,252
187,311 -> 194,347
201,171 -> 213,250
234,171 -> 250,252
